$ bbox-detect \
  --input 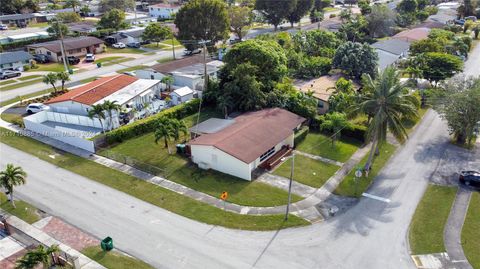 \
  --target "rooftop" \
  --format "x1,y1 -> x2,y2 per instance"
171,60 -> 224,76
99,79 -> 160,105
173,86 -> 194,97
151,55 -> 207,74
189,108 -> 305,163
298,74 -> 358,102
27,36 -> 104,53
45,75 -> 138,105
371,39 -> 411,55
149,3 -> 181,8
190,118 -> 235,134
0,51 -> 33,65
393,27 -> 430,42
